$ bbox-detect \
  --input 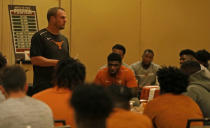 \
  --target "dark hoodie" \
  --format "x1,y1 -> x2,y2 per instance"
184,69 -> 210,117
